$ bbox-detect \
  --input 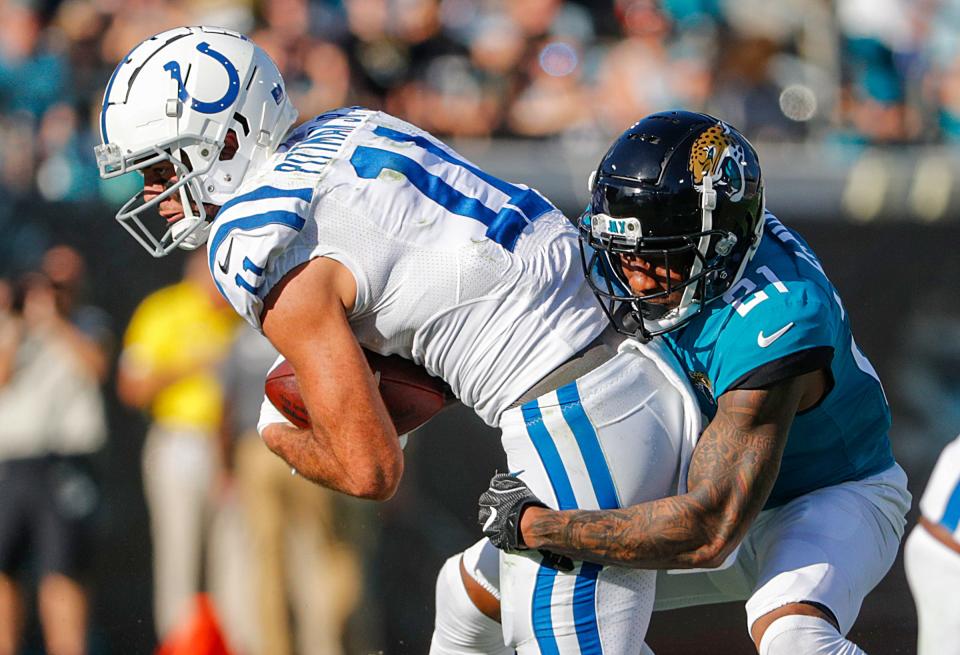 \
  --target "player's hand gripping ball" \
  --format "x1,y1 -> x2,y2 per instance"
264,351 -> 453,435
